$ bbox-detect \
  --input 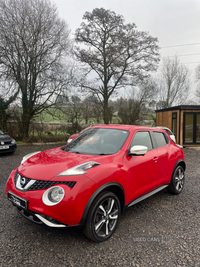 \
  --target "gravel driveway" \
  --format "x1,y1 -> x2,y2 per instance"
0,145 -> 200,267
